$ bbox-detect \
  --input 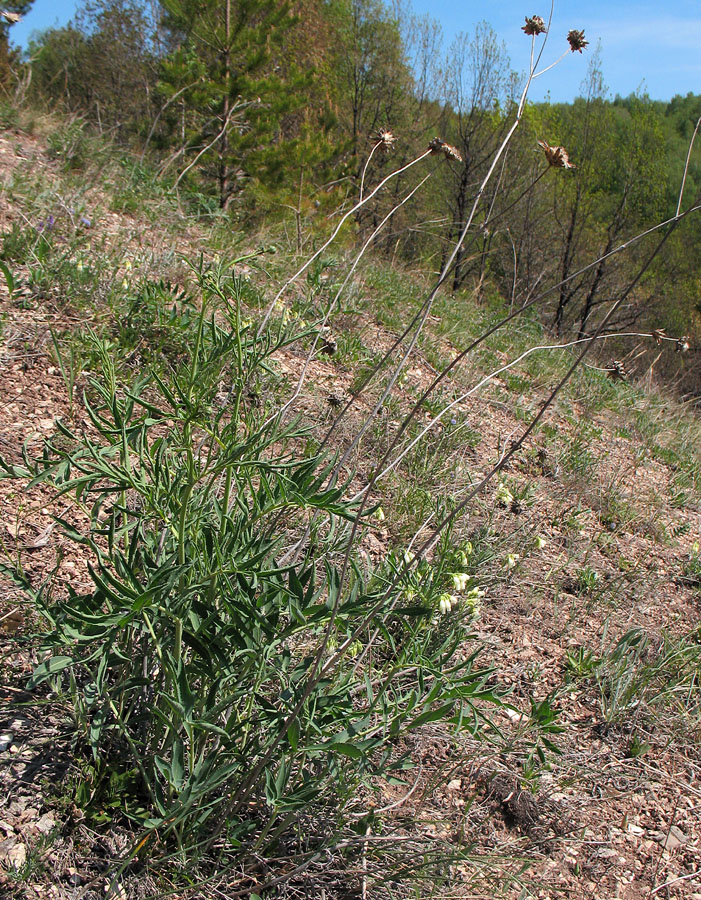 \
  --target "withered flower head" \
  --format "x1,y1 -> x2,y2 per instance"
319,326 -> 337,355
651,328 -> 667,346
538,139 -> 576,169
607,360 -> 627,382
428,137 -> 463,163
0,10 -> 22,22
522,15 -> 547,36
376,128 -> 396,152
676,335 -> 691,353
567,29 -> 589,53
